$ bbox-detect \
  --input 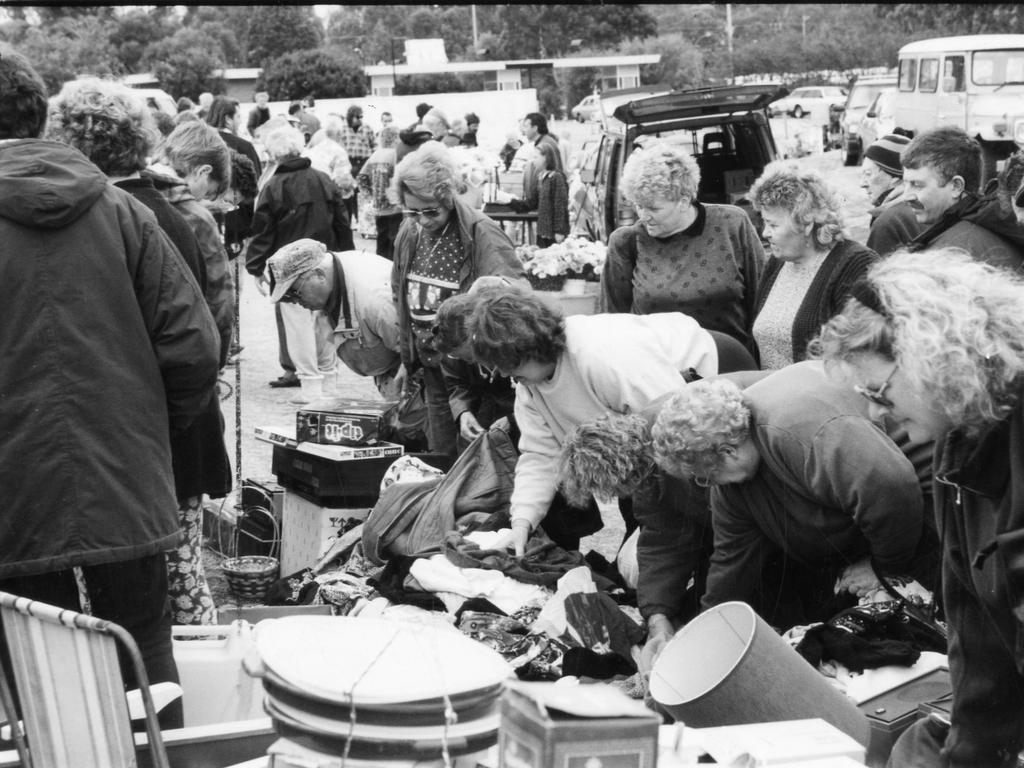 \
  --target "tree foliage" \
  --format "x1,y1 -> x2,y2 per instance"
258,50 -> 366,100
246,6 -> 323,67
143,27 -> 226,101
13,16 -> 121,94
